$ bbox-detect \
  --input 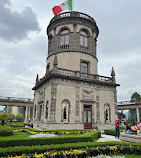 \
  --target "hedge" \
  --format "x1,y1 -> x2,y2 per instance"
104,129 -> 124,136
0,126 -> 13,137
6,123 -> 25,128
0,141 -> 140,157
0,131 -> 101,148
